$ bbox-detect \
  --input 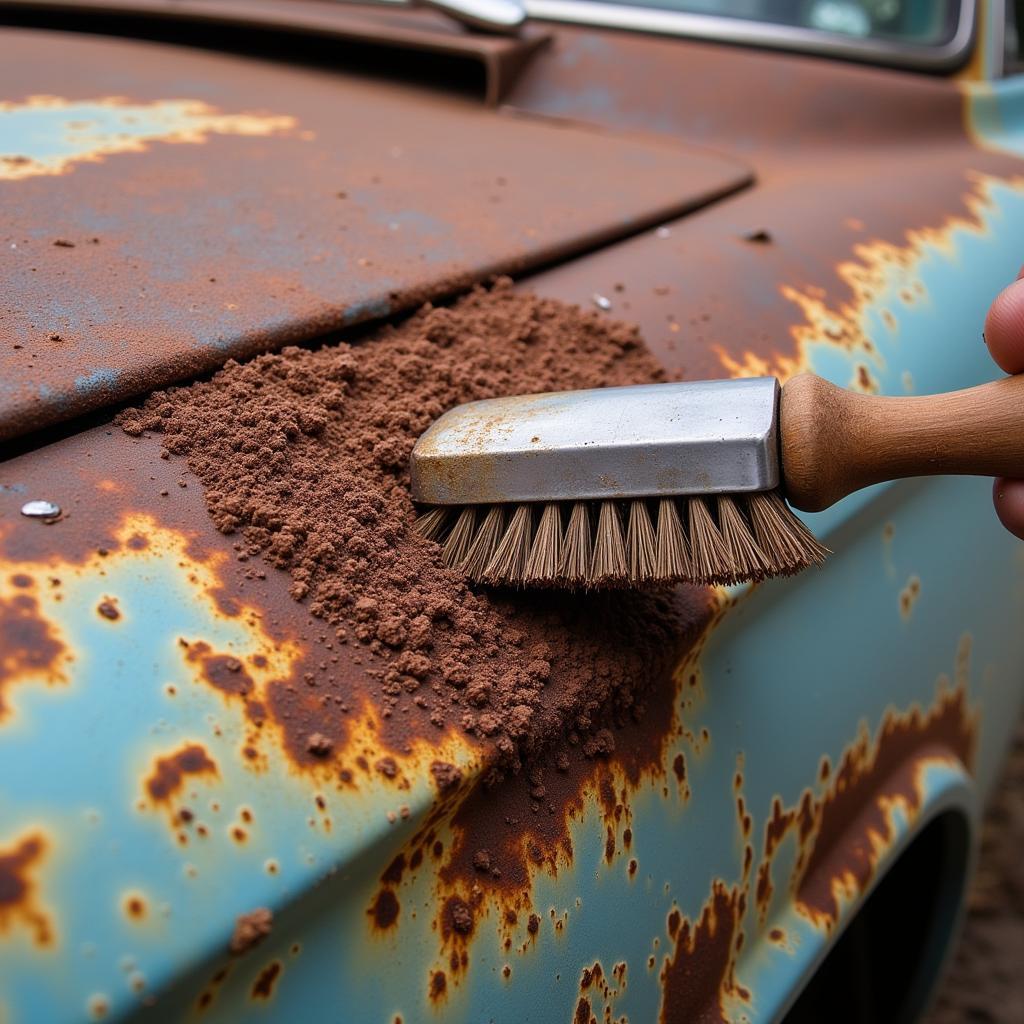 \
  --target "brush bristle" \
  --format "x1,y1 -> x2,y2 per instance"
524,503 -> 563,584
626,500 -> 656,582
748,491 -> 829,573
419,490 -> 829,589
483,504 -> 533,585
591,501 -> 628,584
414,506 -> 450,542
442,506 -> 477,568
717,495 -> 773,581
461,505 -> 506,579
655,497 -> 690,579
560,502 -> 593,586
687,496 -> 734,584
